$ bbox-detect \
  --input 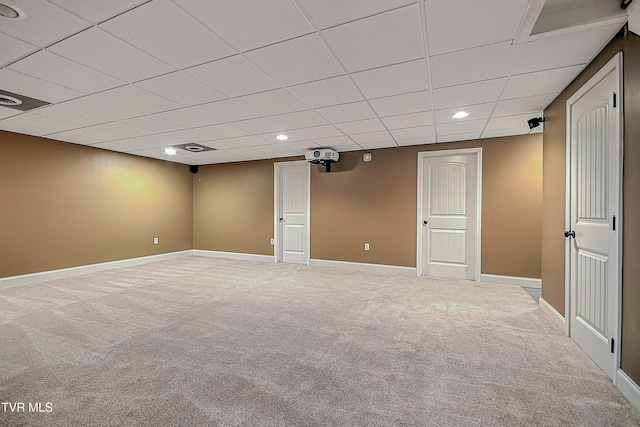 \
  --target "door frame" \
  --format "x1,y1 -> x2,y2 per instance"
564,52 -> 623,374
416,148 -> 482,280
274,160 -> 311,264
